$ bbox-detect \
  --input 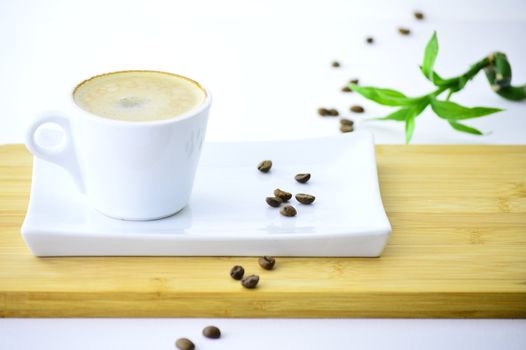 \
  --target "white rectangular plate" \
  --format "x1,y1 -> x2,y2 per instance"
21,131 -> 391,256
